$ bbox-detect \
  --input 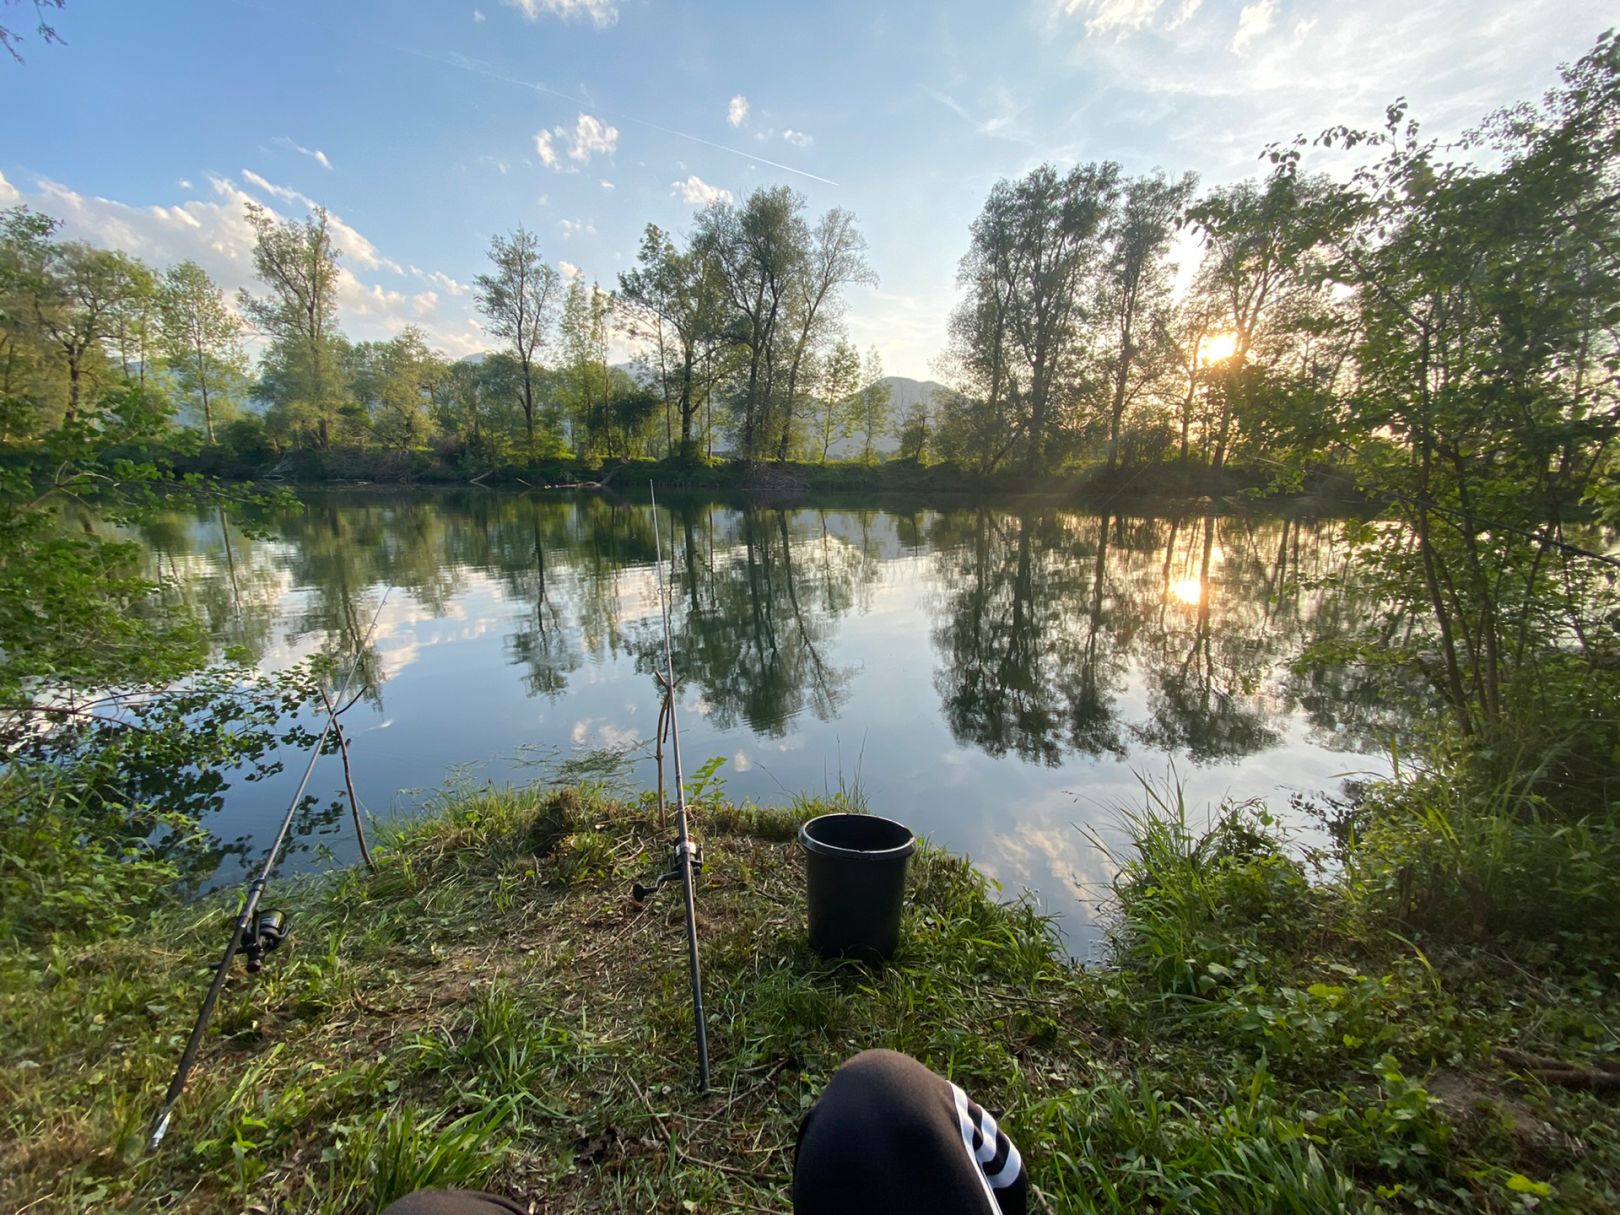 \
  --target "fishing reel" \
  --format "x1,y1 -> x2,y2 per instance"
237,909 -> 290,973
632,838 -> 703,902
